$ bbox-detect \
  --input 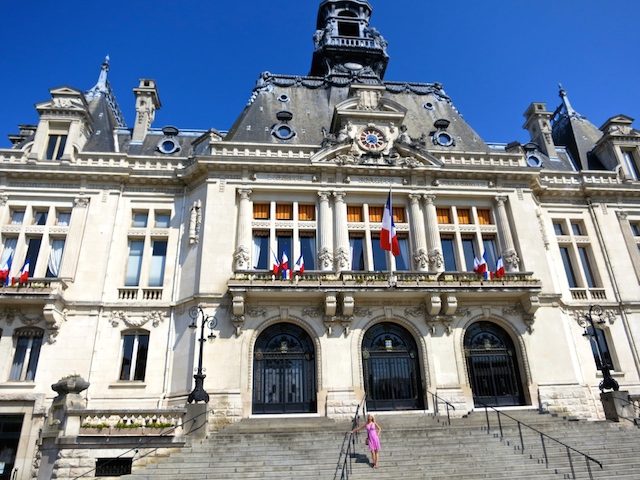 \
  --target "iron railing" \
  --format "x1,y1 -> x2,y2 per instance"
339,395 -> 367,480
477,401 -> 602,479
427,390 -> 456,425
